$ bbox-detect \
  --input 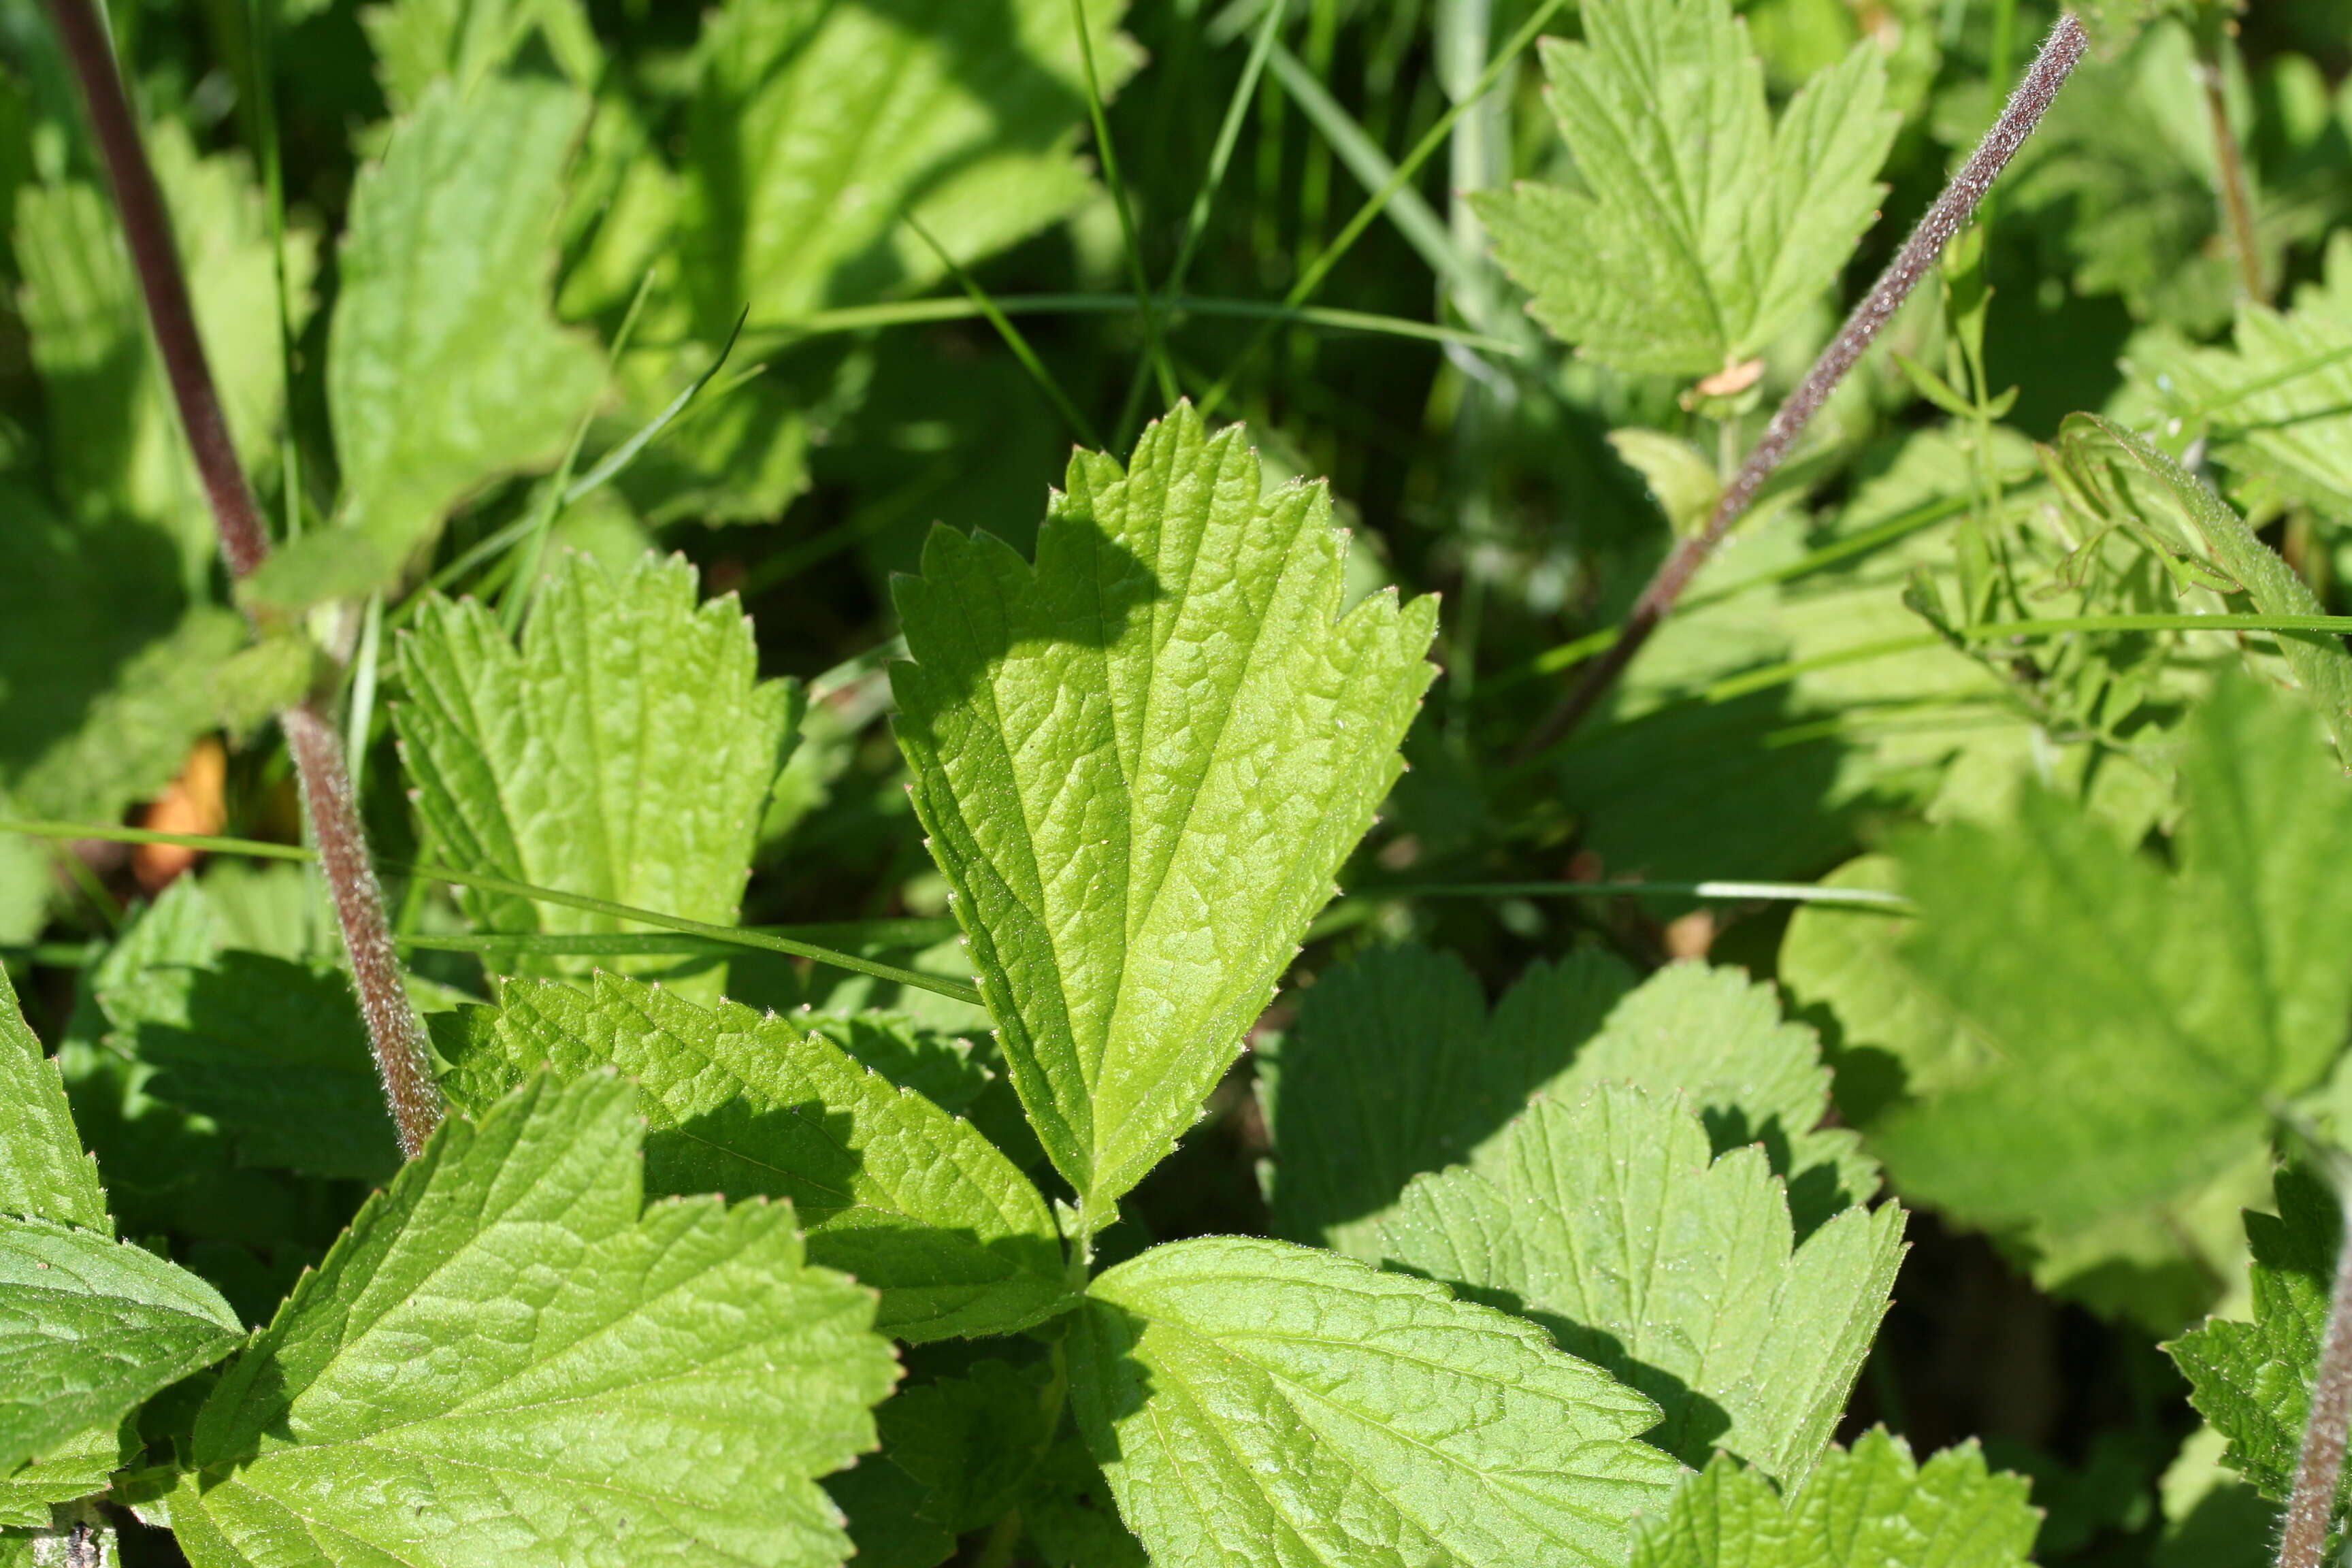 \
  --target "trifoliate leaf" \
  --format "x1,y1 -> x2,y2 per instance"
1873,674 -> 2352,1239
1375,1083 -> 1905,1483
1627,1429 -> 2040,1568
876,1360 -> 1057,1533
2131,233 -> 2352,525
0,966 -> 108,1232
95,951 -> 398,1183
361,0 -> 600,112
1068,1235 -> 1683,1568
174,1073 -> 898,1568
0,1217 -> 241,1476
681,0 -> 1137,334
2167,1167 -> 2345,1520
892,406 -> 1439,1224
1260,947 -> 1874,1260
1477,0 -> 1897,378
253,76 -> 602,609
433,973 -> 1071,1342
395,550 -> 796,1006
